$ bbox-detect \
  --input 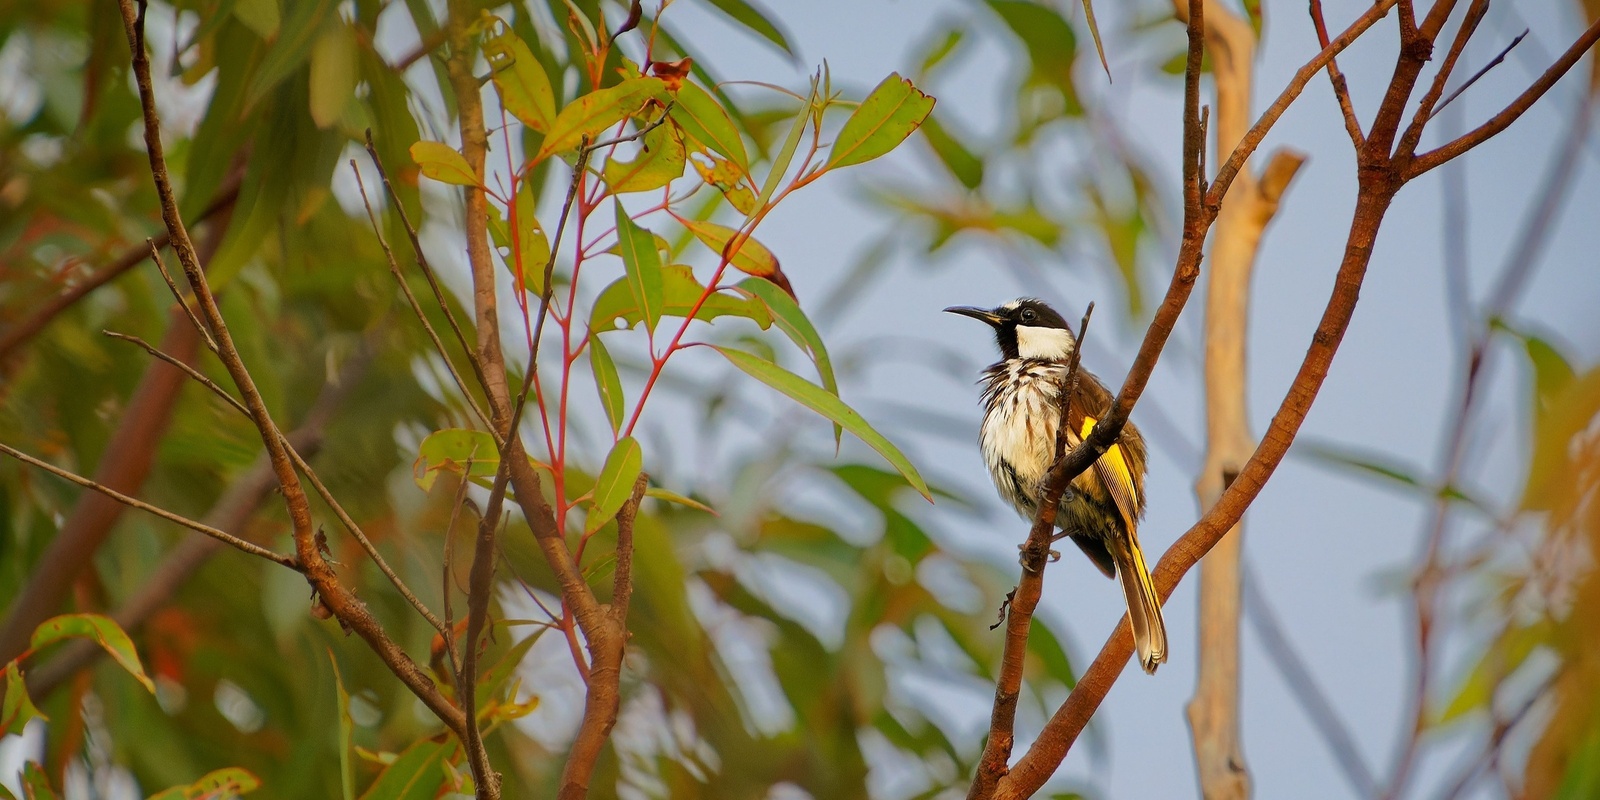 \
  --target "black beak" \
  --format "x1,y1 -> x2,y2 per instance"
944,306 -> 1004,326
